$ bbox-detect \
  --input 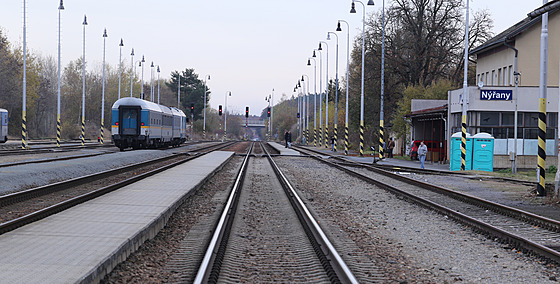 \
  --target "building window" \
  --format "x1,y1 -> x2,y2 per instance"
497,68 -> 502,85
509,65 -> 513,86
480,112 -> 499,126
524,113 -> 539,127
485,72 -> 489,84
